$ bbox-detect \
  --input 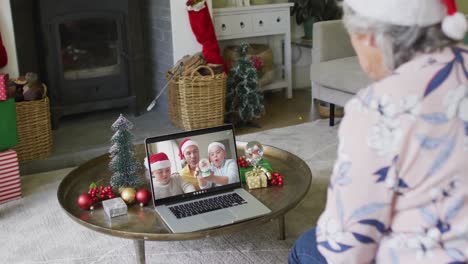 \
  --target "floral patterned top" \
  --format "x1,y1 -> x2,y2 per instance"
316,45 -> 468,264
